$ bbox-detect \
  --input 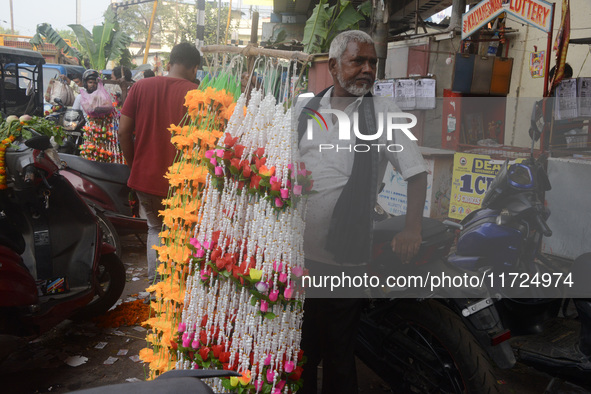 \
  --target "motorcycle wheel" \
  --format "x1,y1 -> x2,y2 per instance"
381,300 -> 500,394
95,210 -> 122,257
72,253 -> 126,321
